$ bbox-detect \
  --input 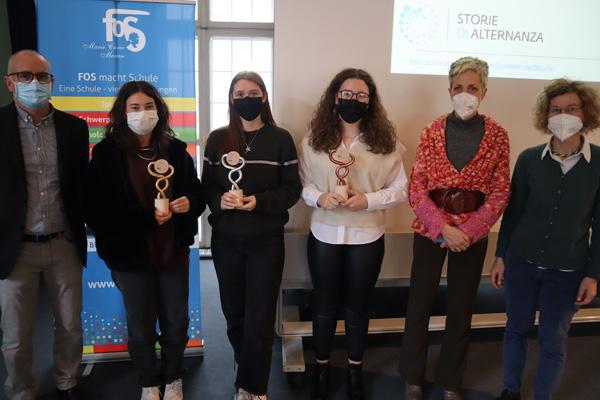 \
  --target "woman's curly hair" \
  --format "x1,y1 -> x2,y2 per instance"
534,78 -> 600,134
309,68 -> 396,154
